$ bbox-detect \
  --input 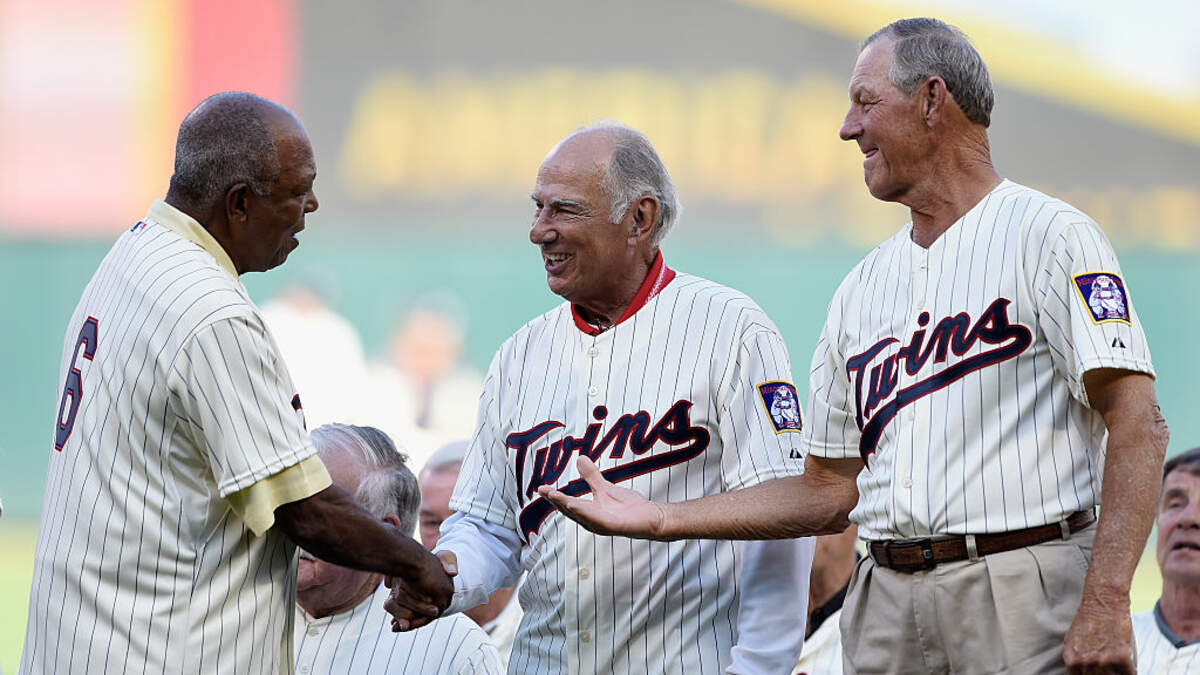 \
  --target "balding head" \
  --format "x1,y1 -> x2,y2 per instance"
167,92 -> 299,212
